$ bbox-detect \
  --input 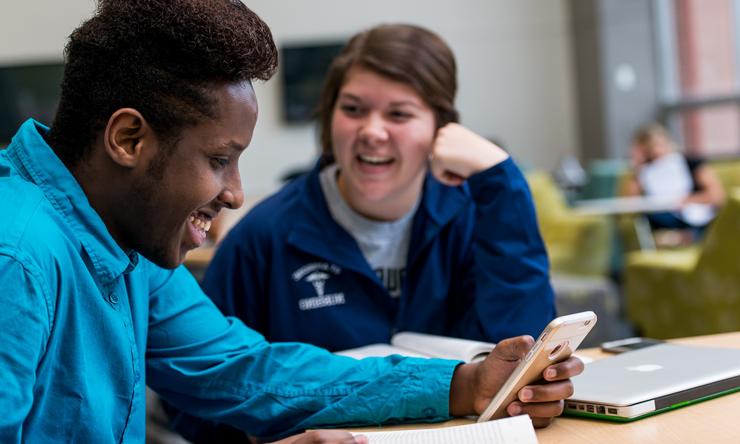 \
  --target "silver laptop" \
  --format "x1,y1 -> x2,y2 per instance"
565,343 -> 740,421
